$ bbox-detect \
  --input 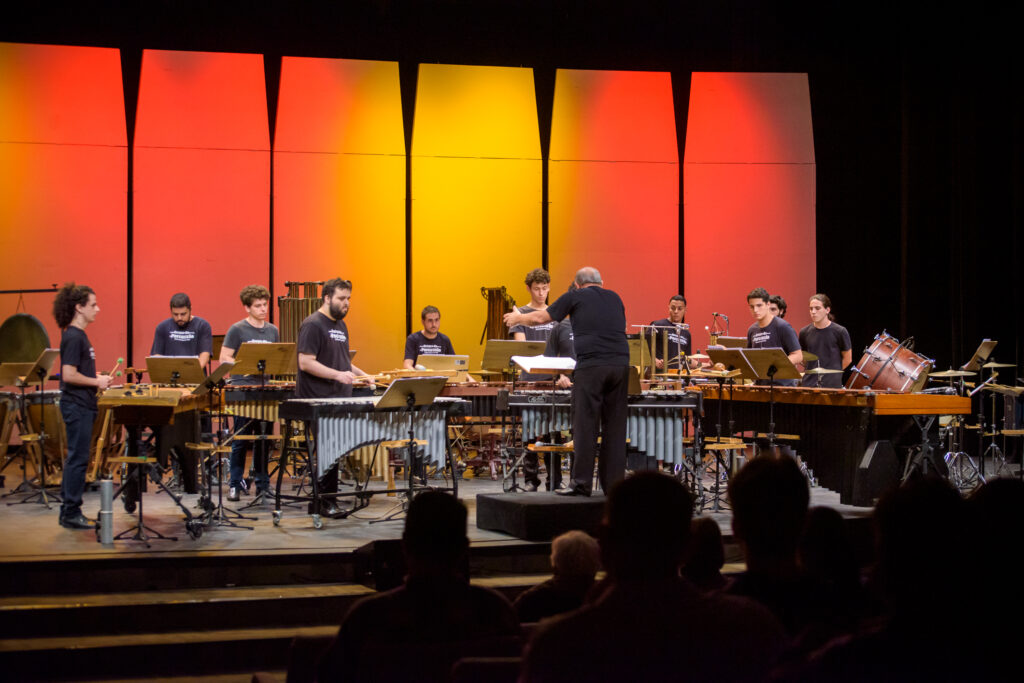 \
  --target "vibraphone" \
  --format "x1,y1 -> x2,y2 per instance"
508,389 -> 703,466
274,396 -> 469,526
224,383 -> 295,422
697,384 -> 972,504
